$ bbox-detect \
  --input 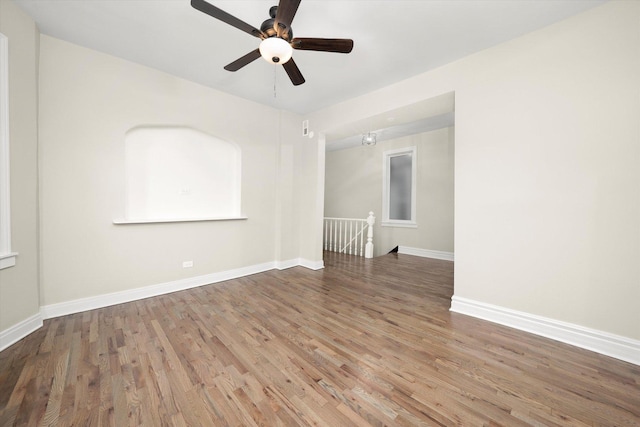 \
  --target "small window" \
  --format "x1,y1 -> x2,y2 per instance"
382,147 -> 417,227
